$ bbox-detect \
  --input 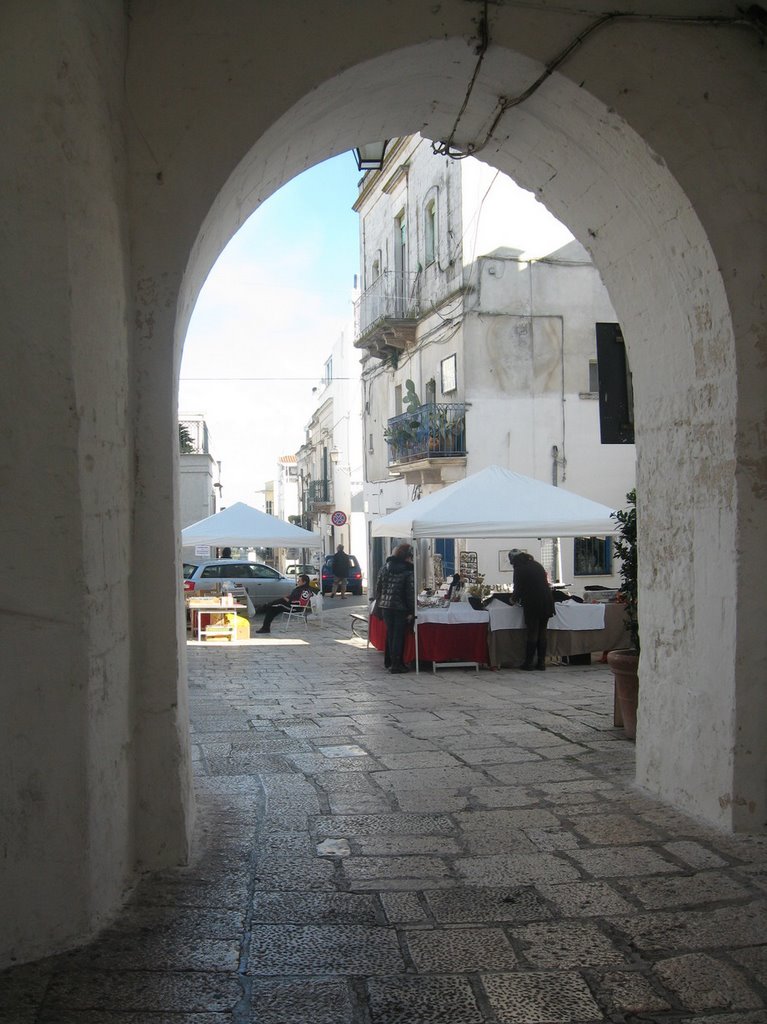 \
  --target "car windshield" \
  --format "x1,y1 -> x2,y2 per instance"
183,563 -> 198,579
